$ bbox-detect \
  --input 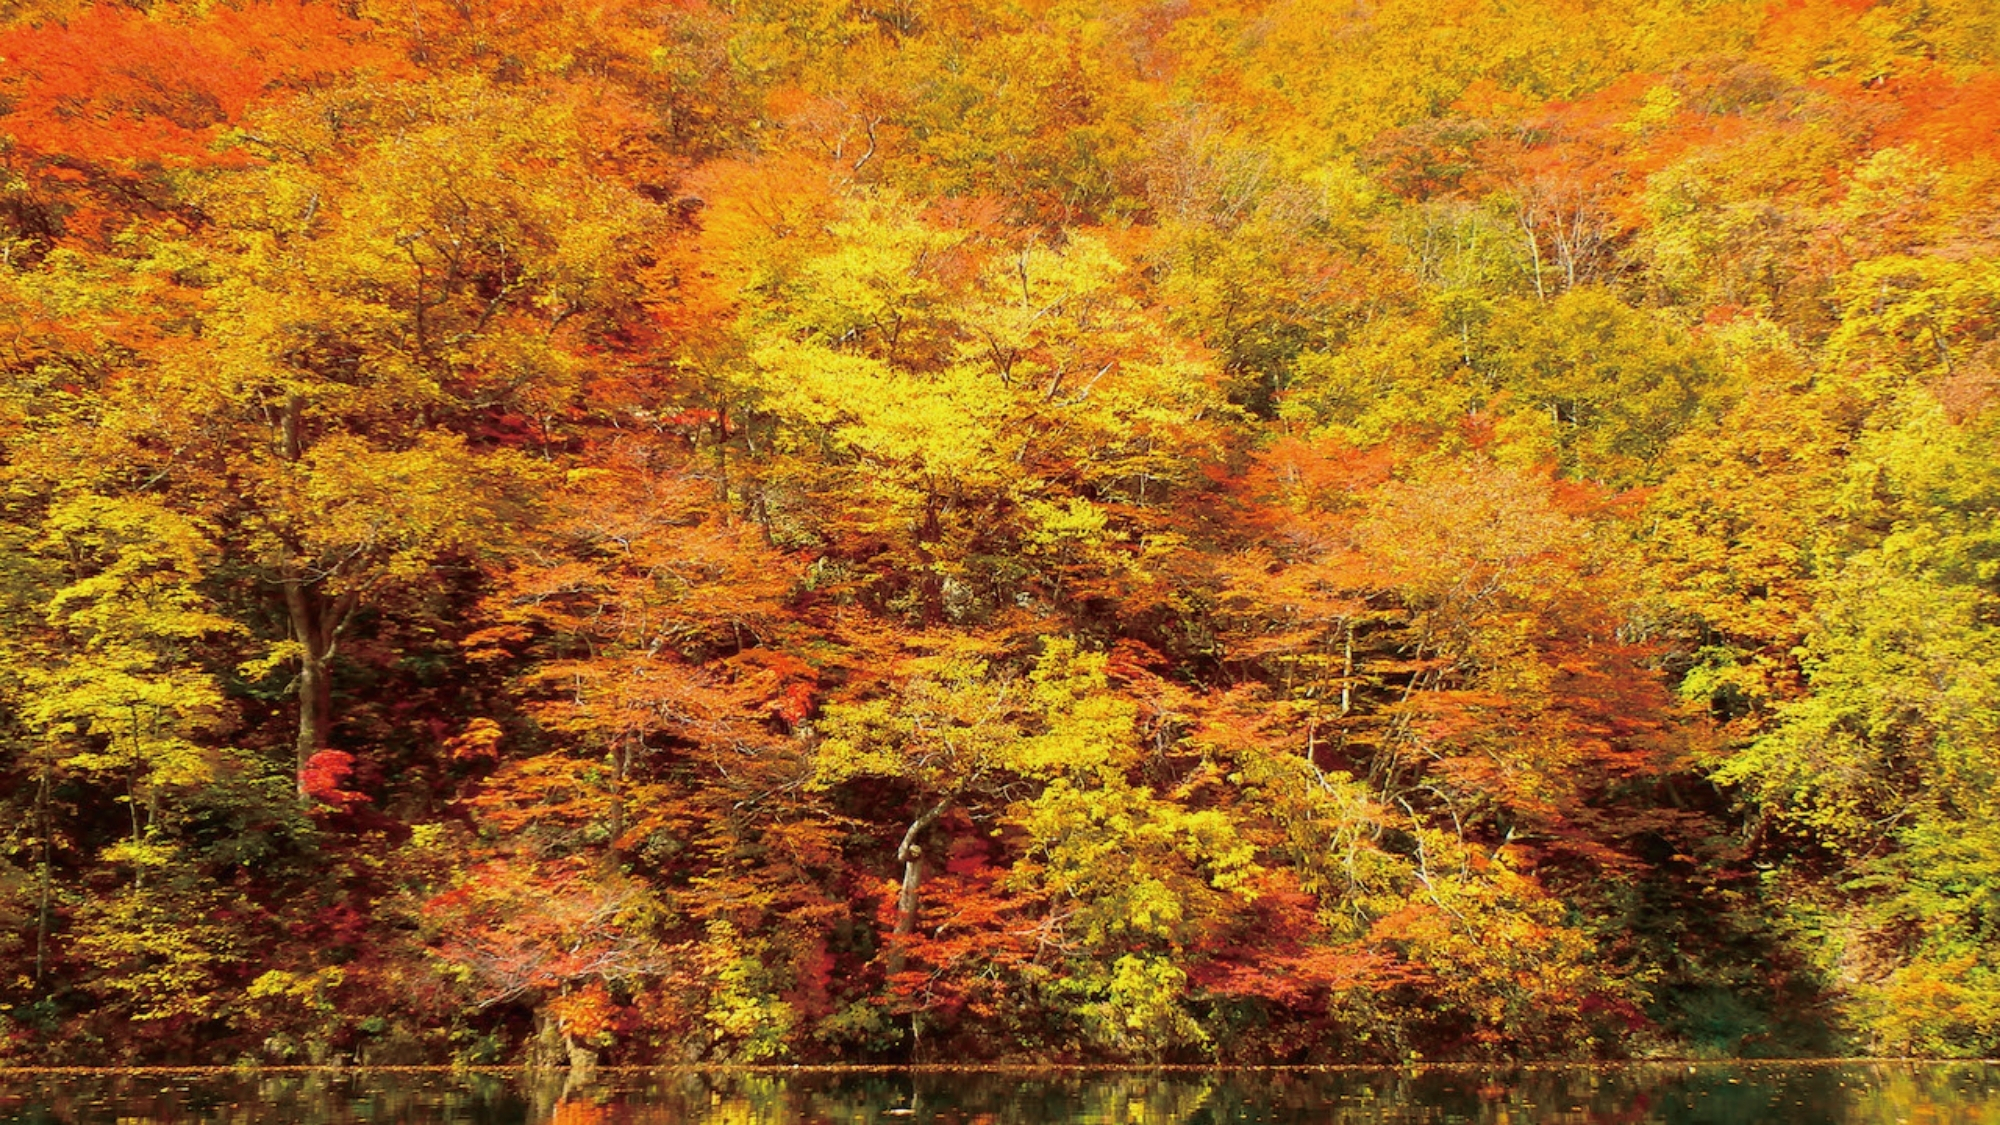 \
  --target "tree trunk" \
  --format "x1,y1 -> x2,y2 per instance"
1520,204 -> 1547,302
277,393 -> 344,798
528,1006 -> 566,1070
33,758 -> 51,992
283,566 -> 337,796
915,495 -> 946,626
887,845 -> 923,977
886,798 -> 951,976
